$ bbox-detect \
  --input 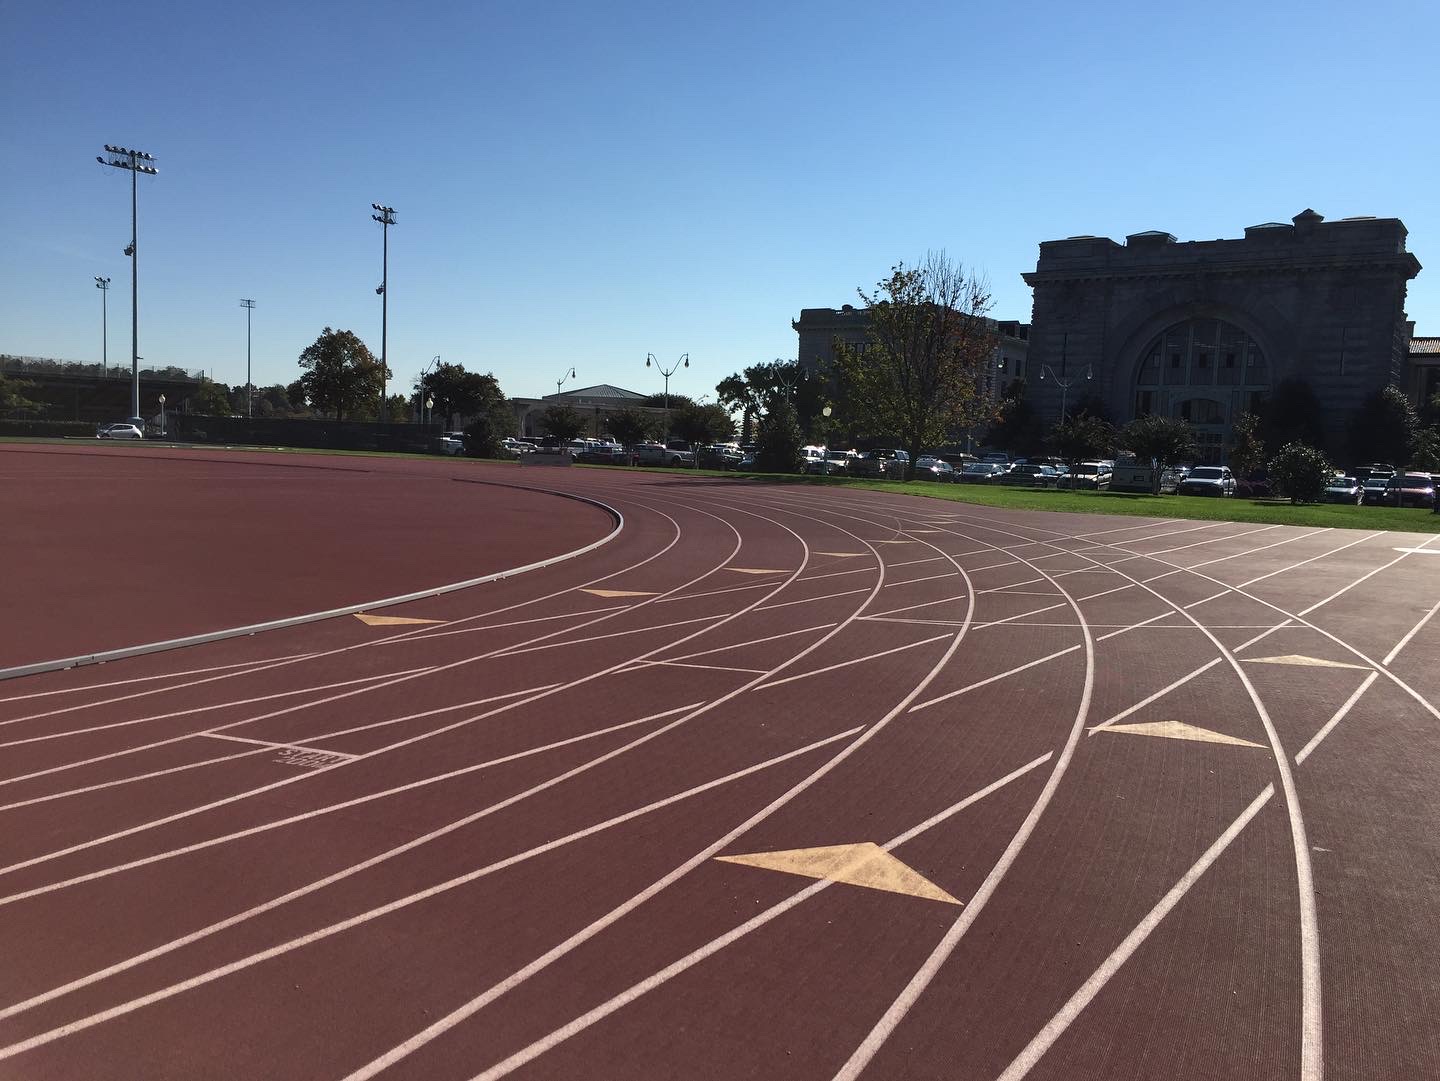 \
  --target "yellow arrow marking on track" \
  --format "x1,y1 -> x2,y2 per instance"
353,613 -> 446,627
716,842 -> 960,905
1244,655 -> 1371,671
580,589 -> 658,598
1092,720 -> 1264,748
